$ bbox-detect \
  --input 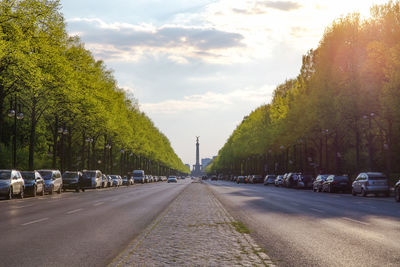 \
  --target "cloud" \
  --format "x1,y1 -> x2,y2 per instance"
140,86 -> 273,114
259,1 -> 302,11
67,18 -> 245,63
